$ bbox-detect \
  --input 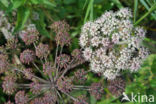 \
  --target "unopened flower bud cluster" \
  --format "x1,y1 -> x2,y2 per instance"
80,8 -> 149,80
